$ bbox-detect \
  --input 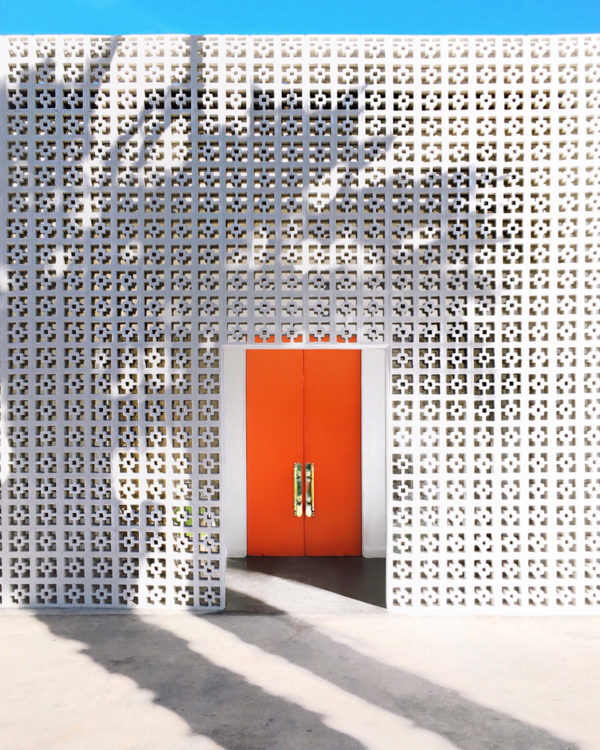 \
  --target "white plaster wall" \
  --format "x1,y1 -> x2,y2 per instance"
222,347 -> 248,558
361,348 -> 387,557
